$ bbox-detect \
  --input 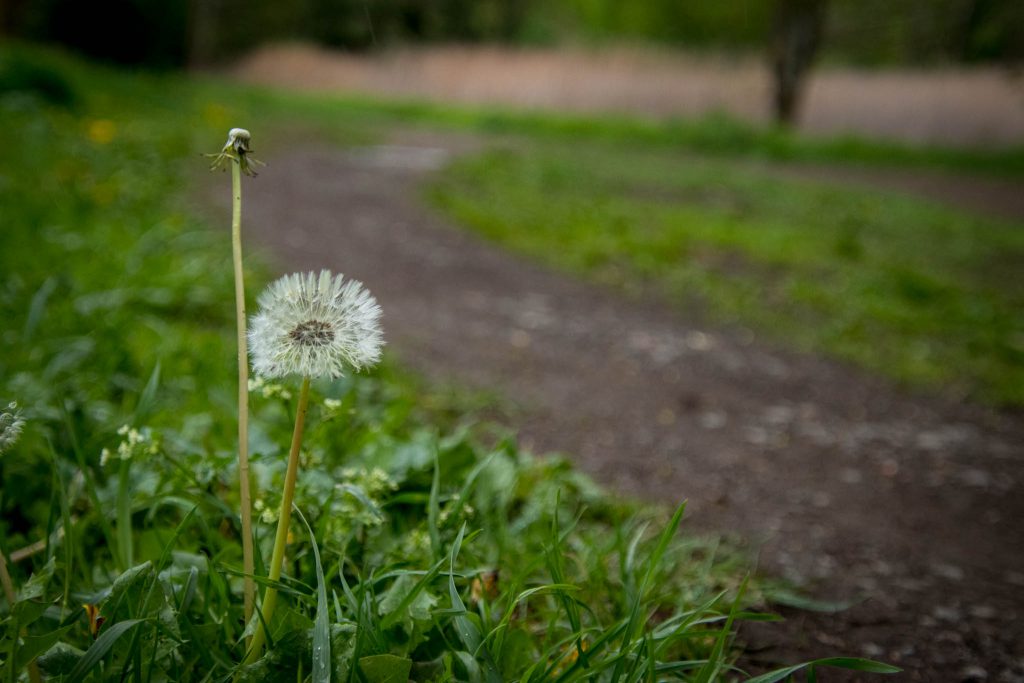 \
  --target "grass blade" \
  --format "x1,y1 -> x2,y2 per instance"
117,459 -> 133,571
133,361 -> 161,422
295,507 -> 331,683
428,446 -> 441,562
746,657 -> 901,683
610,502 -> 686,683
66,618 -> 146,683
